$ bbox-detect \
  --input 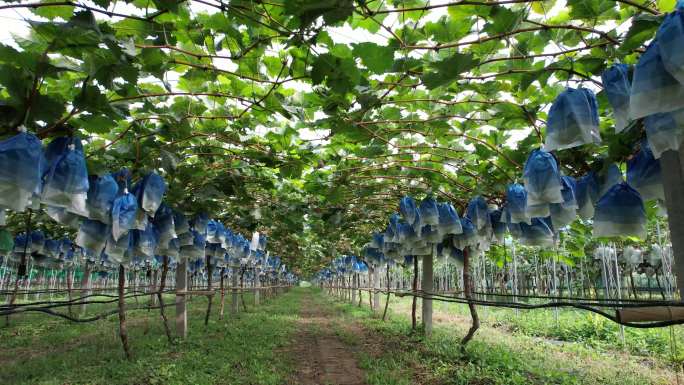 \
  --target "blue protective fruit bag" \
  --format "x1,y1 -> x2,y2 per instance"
629,41 -> 684,119
41,136 -> 89,216
490,209 -> 506,243
105,232 -> 130,265
132,172 -> 166,215
76,219 -> 109,253
506,183 -> 530,224
45,205 -> 81,229
438,202 -> 462,235
452,217 -> 477,250
575,172 -> 599,219
601,64 -> 631,132
418,196 -> 439,226
153,203 -> 176,246
399,196 -> 417,225
86,174 -> 118,224
643,108 -> 684,159
466,196 -> 490,230
598,163 -> 624,198
524,149 -> 563,211
545,87 -> 601,151
131,222 -> 158,259
593,182 -> 646,239
192,213 -> 209,234
550,175 -> 578,229
421,224 -> 442,244
174,211 -> 190,235
657,6 -> 684,85
519,217 -> 555,247
111,192 -> 138,241
0,132 -> 45,211
627,140 -> 664,201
